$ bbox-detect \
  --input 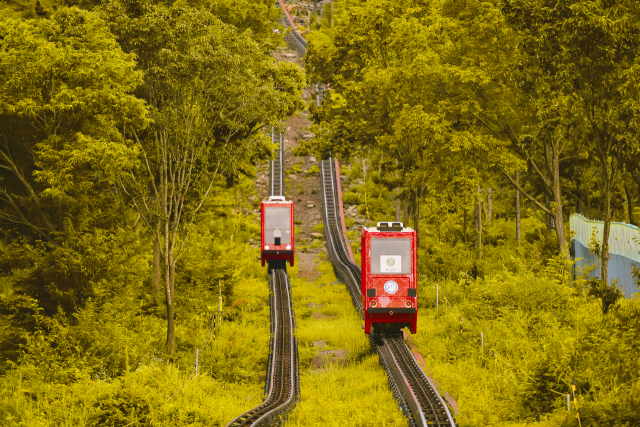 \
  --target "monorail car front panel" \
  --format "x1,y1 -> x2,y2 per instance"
361,222 -> 417,334
261,196 -> 295,268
